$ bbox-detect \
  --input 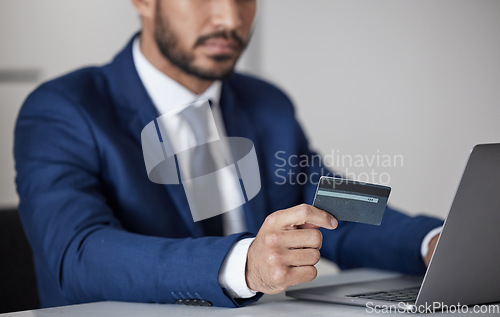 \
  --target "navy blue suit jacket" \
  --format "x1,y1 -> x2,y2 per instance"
14,37 -> 442,308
